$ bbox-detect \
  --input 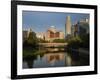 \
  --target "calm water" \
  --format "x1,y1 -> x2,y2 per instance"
23,48 -> 89,69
